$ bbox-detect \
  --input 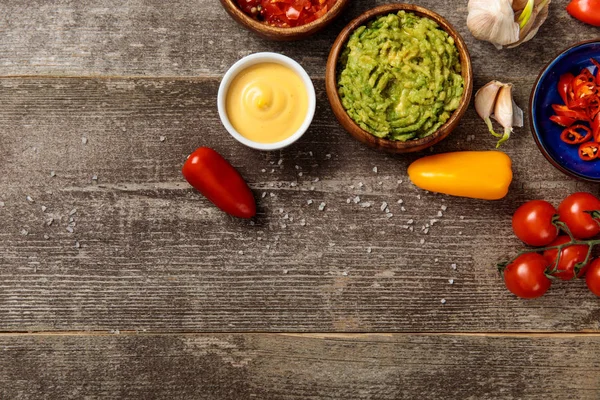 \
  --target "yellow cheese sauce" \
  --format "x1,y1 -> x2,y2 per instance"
226,62 -> 308,144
